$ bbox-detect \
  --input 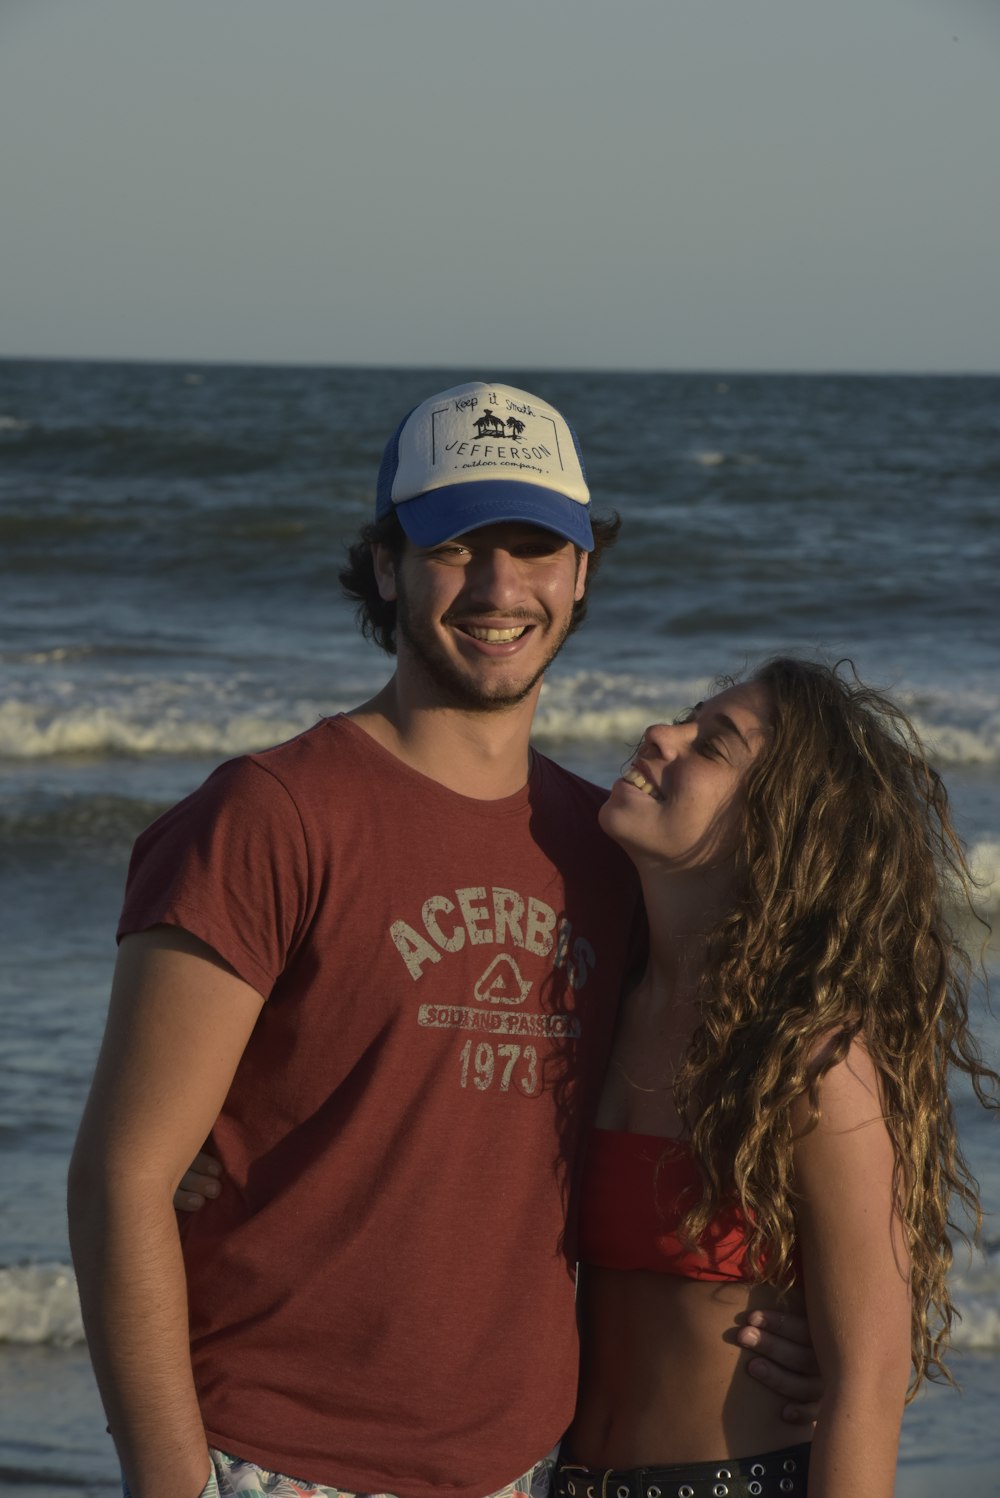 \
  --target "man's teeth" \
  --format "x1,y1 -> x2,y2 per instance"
464,626 -> 529,642
622,766 -> 662,800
